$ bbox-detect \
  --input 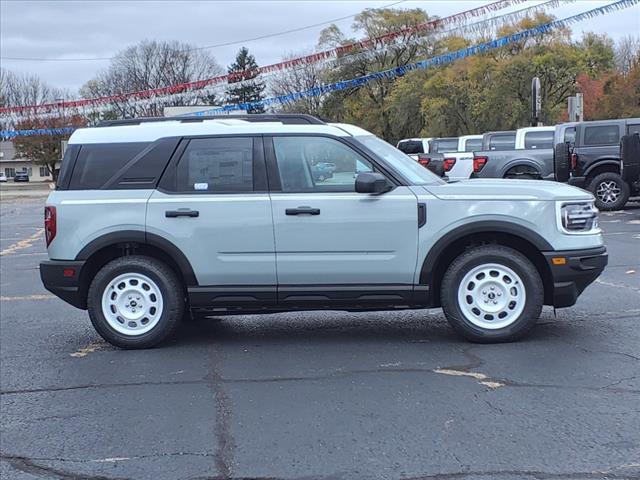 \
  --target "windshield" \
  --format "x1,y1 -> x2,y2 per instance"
355,135 -> 445,186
